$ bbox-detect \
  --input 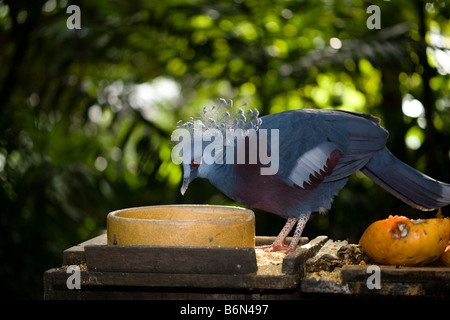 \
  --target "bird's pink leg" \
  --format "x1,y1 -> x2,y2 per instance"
285,214 -> 310,255
257,217 -> 298,252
